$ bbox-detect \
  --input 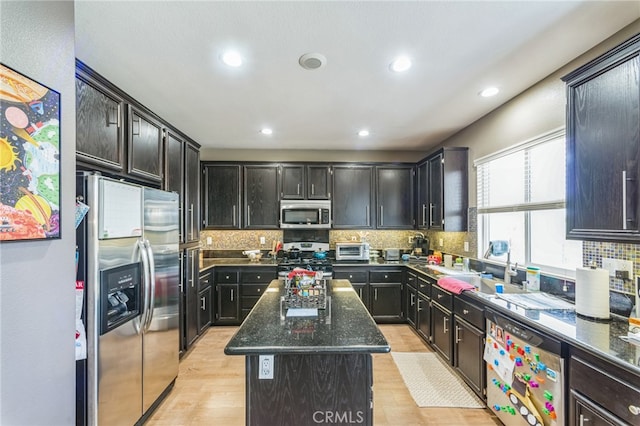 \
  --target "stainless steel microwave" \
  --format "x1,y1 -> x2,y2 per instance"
280,200 -> 331,229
